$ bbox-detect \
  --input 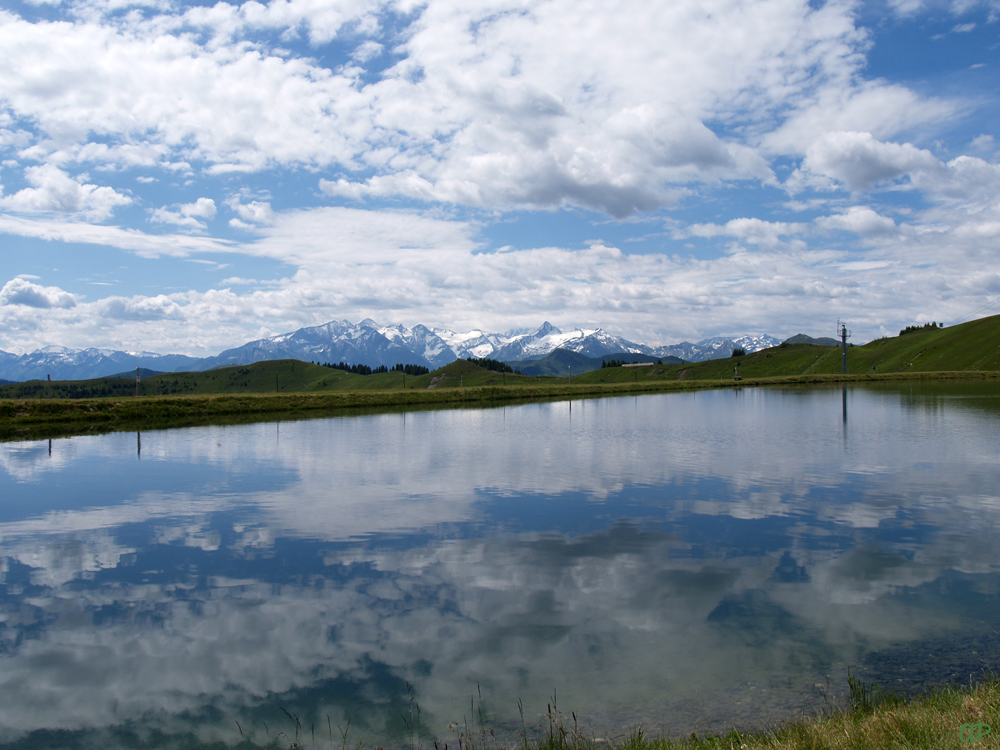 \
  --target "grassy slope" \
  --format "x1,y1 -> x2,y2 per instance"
512,349 -> 679,377
574,314 -> 1000,385
0,358 -> 566,400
